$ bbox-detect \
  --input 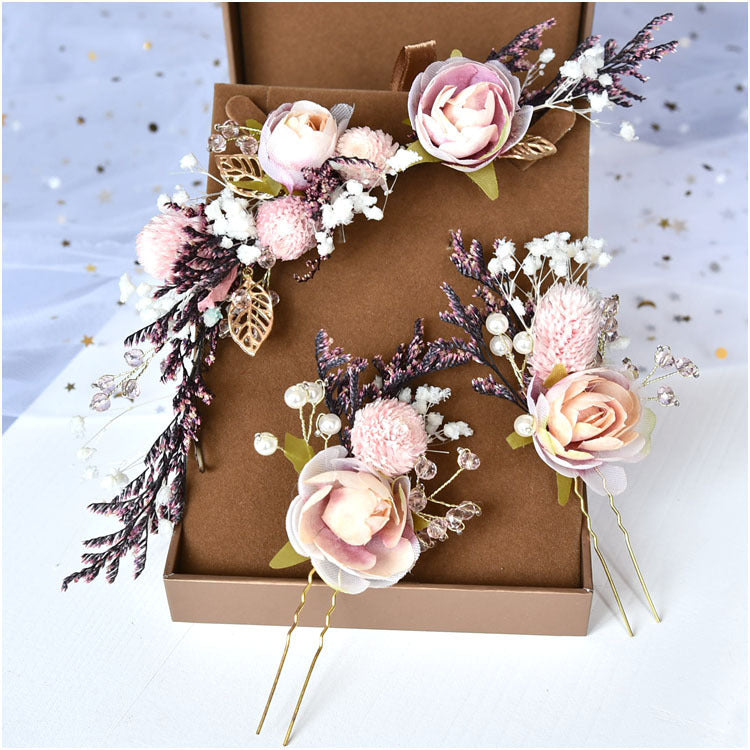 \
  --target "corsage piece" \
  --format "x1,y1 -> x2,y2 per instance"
252,321 -> 480,744
440,230 -> 698,636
